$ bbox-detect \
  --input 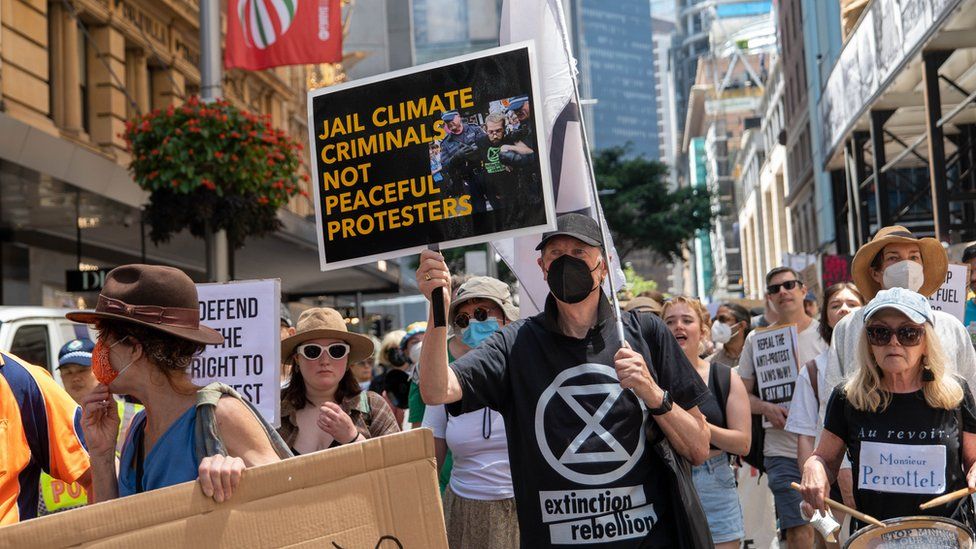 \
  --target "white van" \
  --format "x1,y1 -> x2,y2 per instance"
0,307 -> 95,385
